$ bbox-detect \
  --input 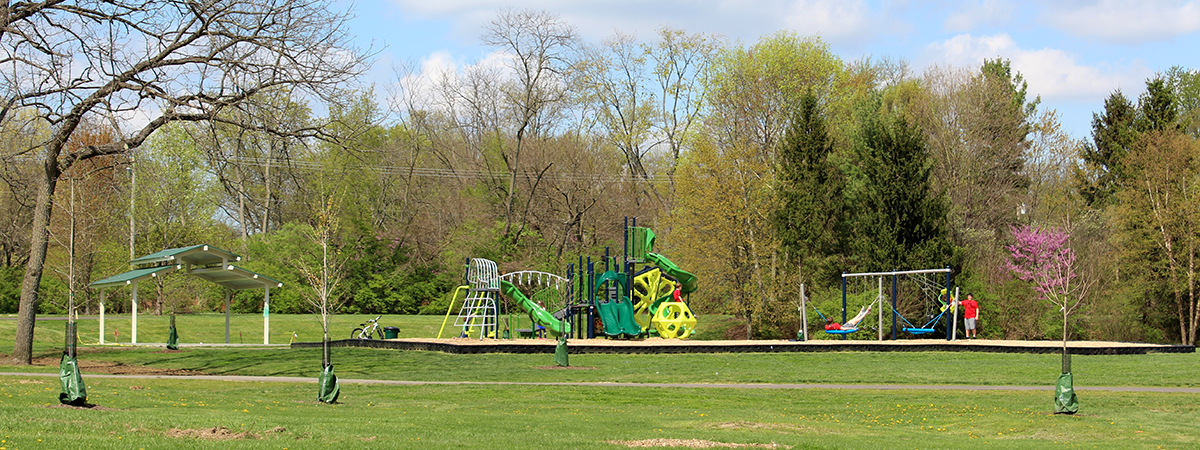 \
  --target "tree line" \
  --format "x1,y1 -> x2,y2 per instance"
4,7 -> 1200,364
